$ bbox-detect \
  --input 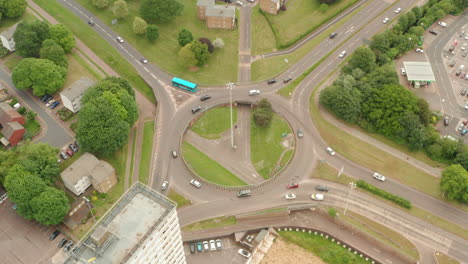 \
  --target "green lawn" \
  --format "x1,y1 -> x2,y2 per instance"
251,5 -> 276,55
182,216 -> 237,231
23,118 -> 40,140
32,0 -> 157,104
250,113 -> 292,179
129,128 -> 137,186
435,252 -> 460,264
139,121 -> 155,184
73,0 -> 239,85
191,107 -> 237,139
0,11 -> 36,32
182,141 -> 247,186
167,189 -> 192,209
279,231 -> 370,264
2,54 -> 23,71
